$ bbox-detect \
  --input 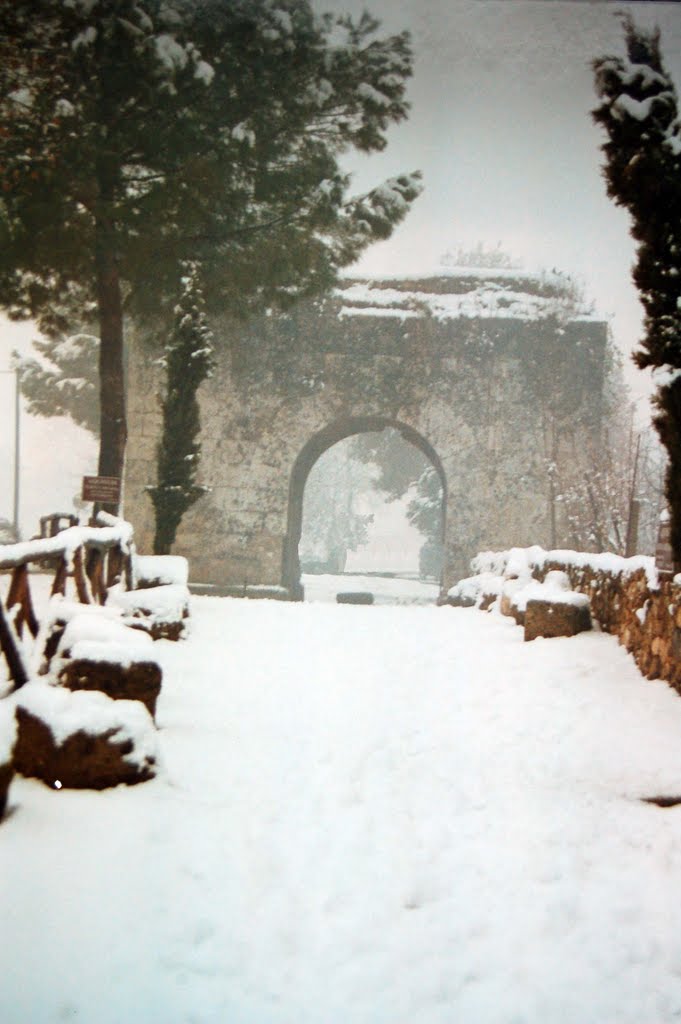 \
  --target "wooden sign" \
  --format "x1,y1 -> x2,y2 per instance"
655,513 -> 676,576
82,475 -> 121,504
